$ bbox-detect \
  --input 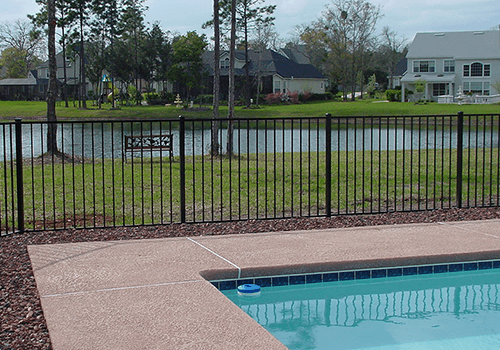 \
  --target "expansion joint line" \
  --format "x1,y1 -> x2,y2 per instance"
186,237 -> 242,279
